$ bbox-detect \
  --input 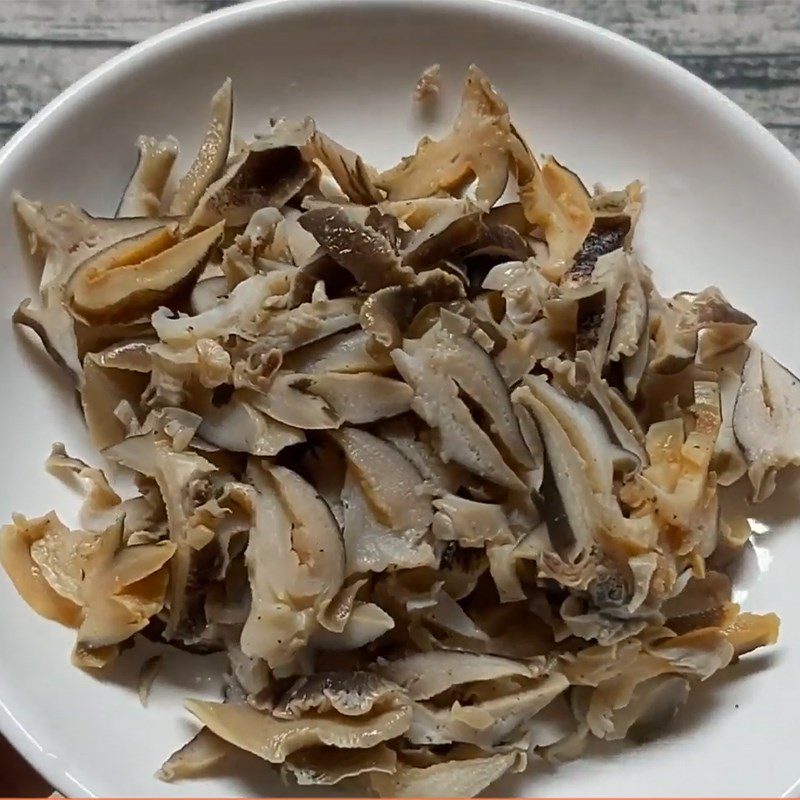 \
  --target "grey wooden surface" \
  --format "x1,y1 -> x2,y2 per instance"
1,0 -> 800,155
